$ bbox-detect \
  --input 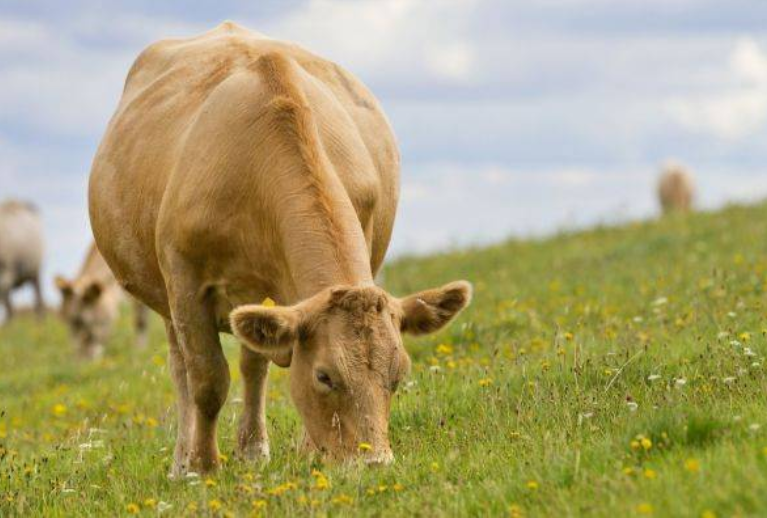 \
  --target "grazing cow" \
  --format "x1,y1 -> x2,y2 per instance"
658,163 -> 694,214
89,22 -> 472,475
55,243 -> 149,359
0,200 -> 44,323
